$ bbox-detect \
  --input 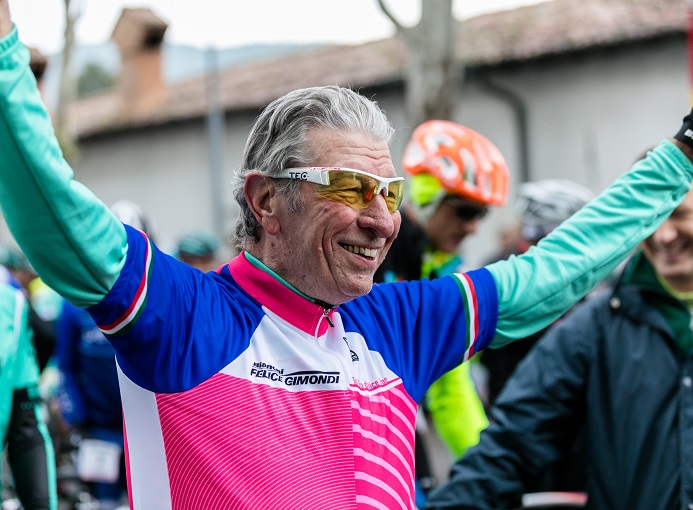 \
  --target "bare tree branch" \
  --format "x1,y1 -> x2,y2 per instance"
55,0 -> 84,162
376,0 -> 458,127
376,0 -> 405,32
